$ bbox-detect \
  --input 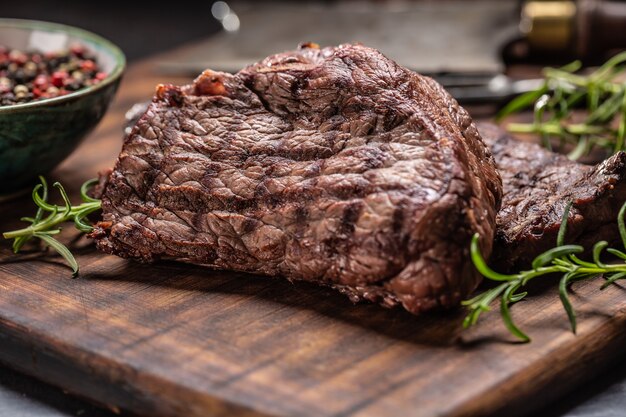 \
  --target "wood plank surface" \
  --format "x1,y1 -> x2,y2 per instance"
1,45 -> 626,417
